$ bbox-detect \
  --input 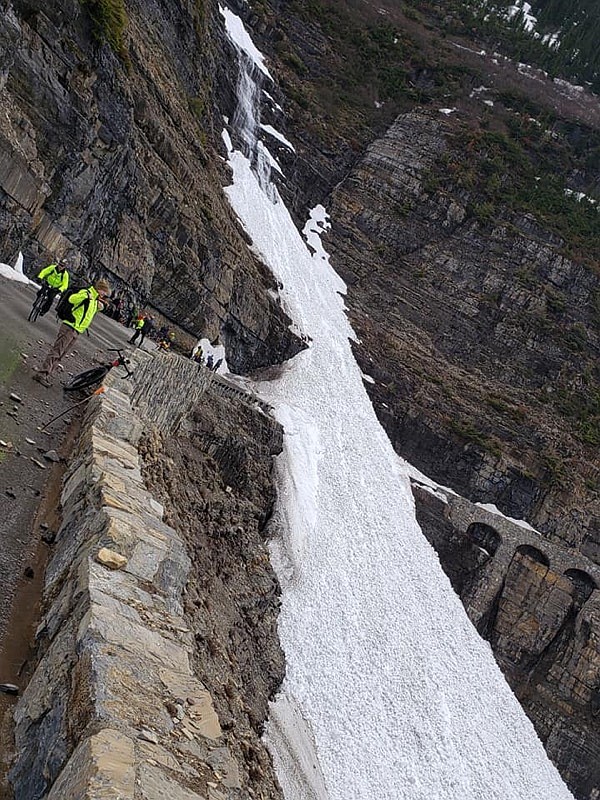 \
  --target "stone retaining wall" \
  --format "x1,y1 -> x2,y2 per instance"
9,362 -> 243,799
210,372 -> 272,415
129,351 -> 213,434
